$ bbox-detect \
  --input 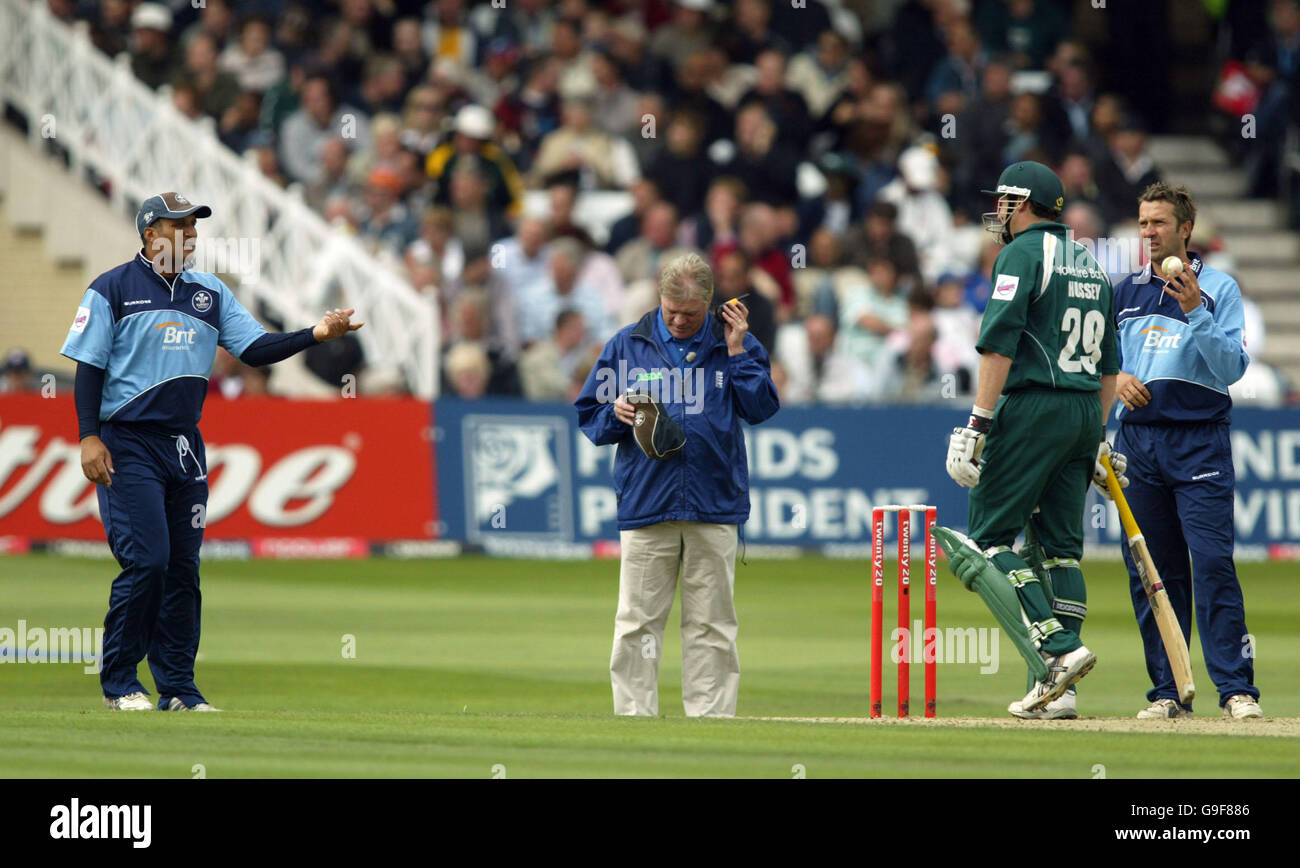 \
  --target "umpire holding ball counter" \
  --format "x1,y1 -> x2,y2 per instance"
575,252 -> 779,717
